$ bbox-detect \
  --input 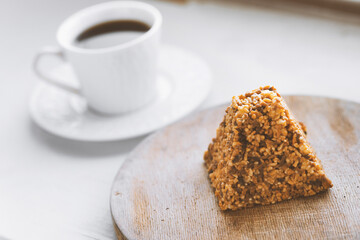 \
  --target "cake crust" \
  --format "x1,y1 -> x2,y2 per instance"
204,86 -> 333,210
